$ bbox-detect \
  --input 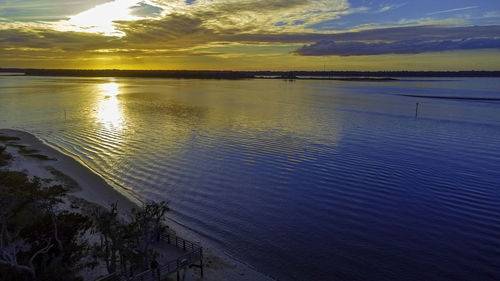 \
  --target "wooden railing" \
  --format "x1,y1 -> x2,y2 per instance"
132,247 -> 203,281
95,230 -> 203,281
161,232 -> 200,252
